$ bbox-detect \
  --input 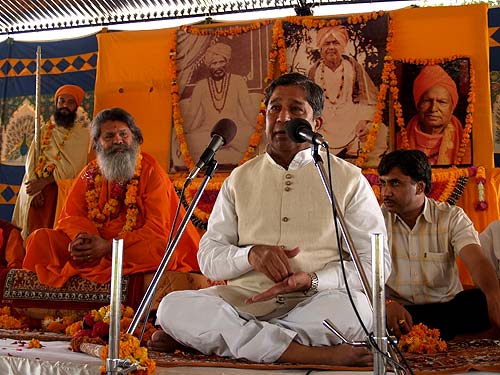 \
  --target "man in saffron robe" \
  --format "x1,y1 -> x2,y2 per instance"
23,108 -> 200,288
397,65 -> 471,165
12,84 -> 90,240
